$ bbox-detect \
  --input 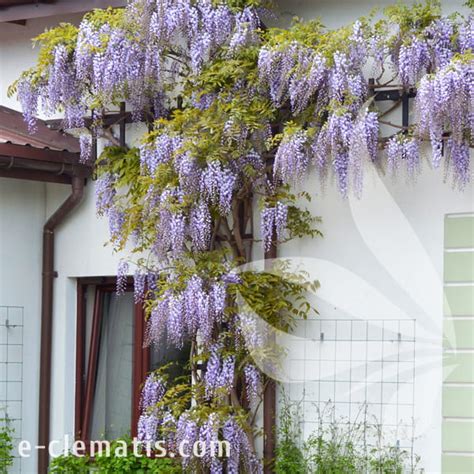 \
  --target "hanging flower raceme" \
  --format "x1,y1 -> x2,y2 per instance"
134,269 -> 147,303
261,202 -> 288,252
116,260 -> 129,295
140,133 -> 183,175
348,111 -> 379,196
201,161 -> 237,215
79,134 -> 93,163
258,43 -> 298,107
459,15 -> 474,53
416,55 -> 472,185
273,130 -> 309,185
176,413 -> 198,466
315,112 -> 354,196
189,201 -> 212,251
145,272 -> 232,348
95,173 -> 116,215
17,79 -> 40,133
204,345 -> 235,399
398,38 -> 430,88
223,416 -> 262,474
228,7 -> 260,53
141,373 -> 167,411
137,373 -> 168,444
385,135 -> 421,179
244,364 -> 261,404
